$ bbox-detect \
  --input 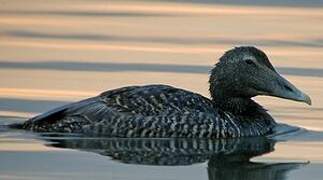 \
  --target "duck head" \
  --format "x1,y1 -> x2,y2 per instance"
209,46 -> 311,110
